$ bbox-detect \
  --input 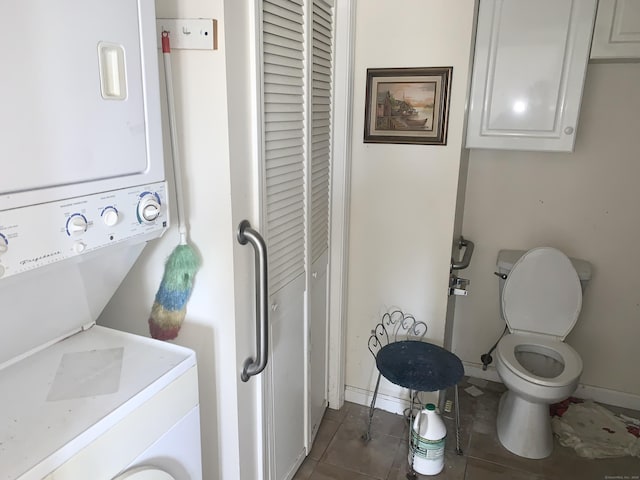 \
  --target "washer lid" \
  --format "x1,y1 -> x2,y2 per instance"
502,247 -> 582,339
0,325 -> 195,480
113,467 -> 176,480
